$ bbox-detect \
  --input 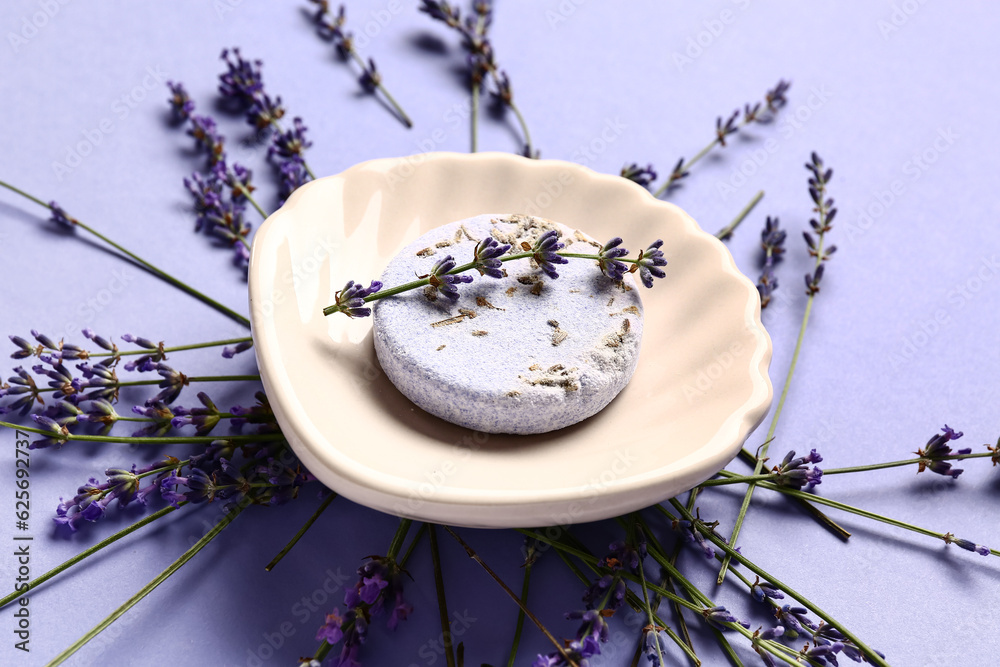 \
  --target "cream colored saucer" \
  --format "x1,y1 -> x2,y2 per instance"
247,152 -> 772,528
